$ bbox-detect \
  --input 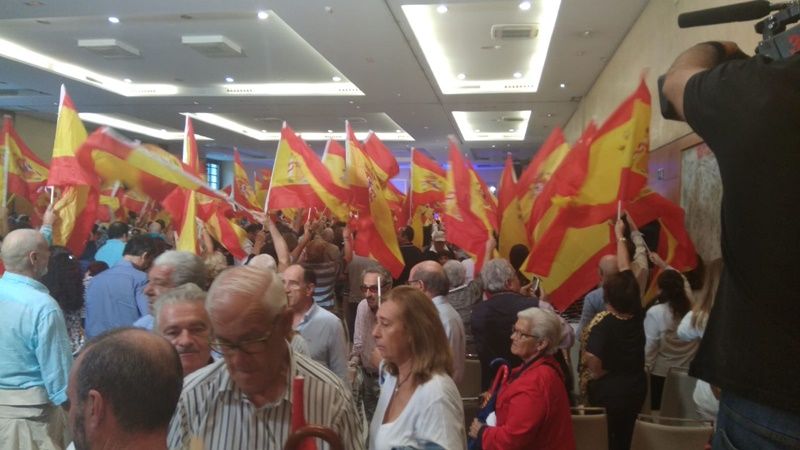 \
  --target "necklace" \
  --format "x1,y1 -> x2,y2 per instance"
394,372 -> 412,394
